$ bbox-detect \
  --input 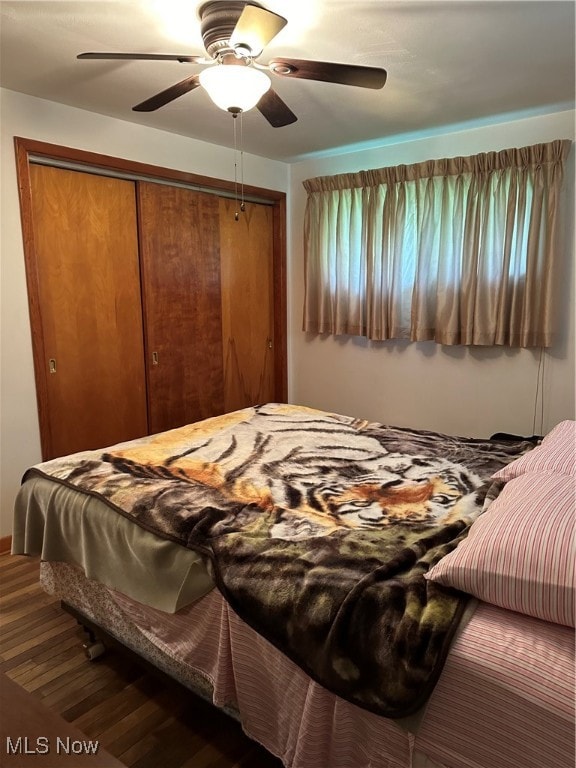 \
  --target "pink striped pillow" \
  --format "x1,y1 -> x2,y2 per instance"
426,471 -> 575,627
493,420 -> 575,480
